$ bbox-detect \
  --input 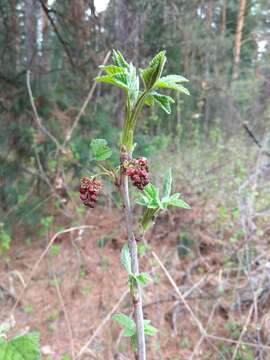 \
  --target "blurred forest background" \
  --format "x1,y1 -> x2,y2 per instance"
1,0 -> 270,359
